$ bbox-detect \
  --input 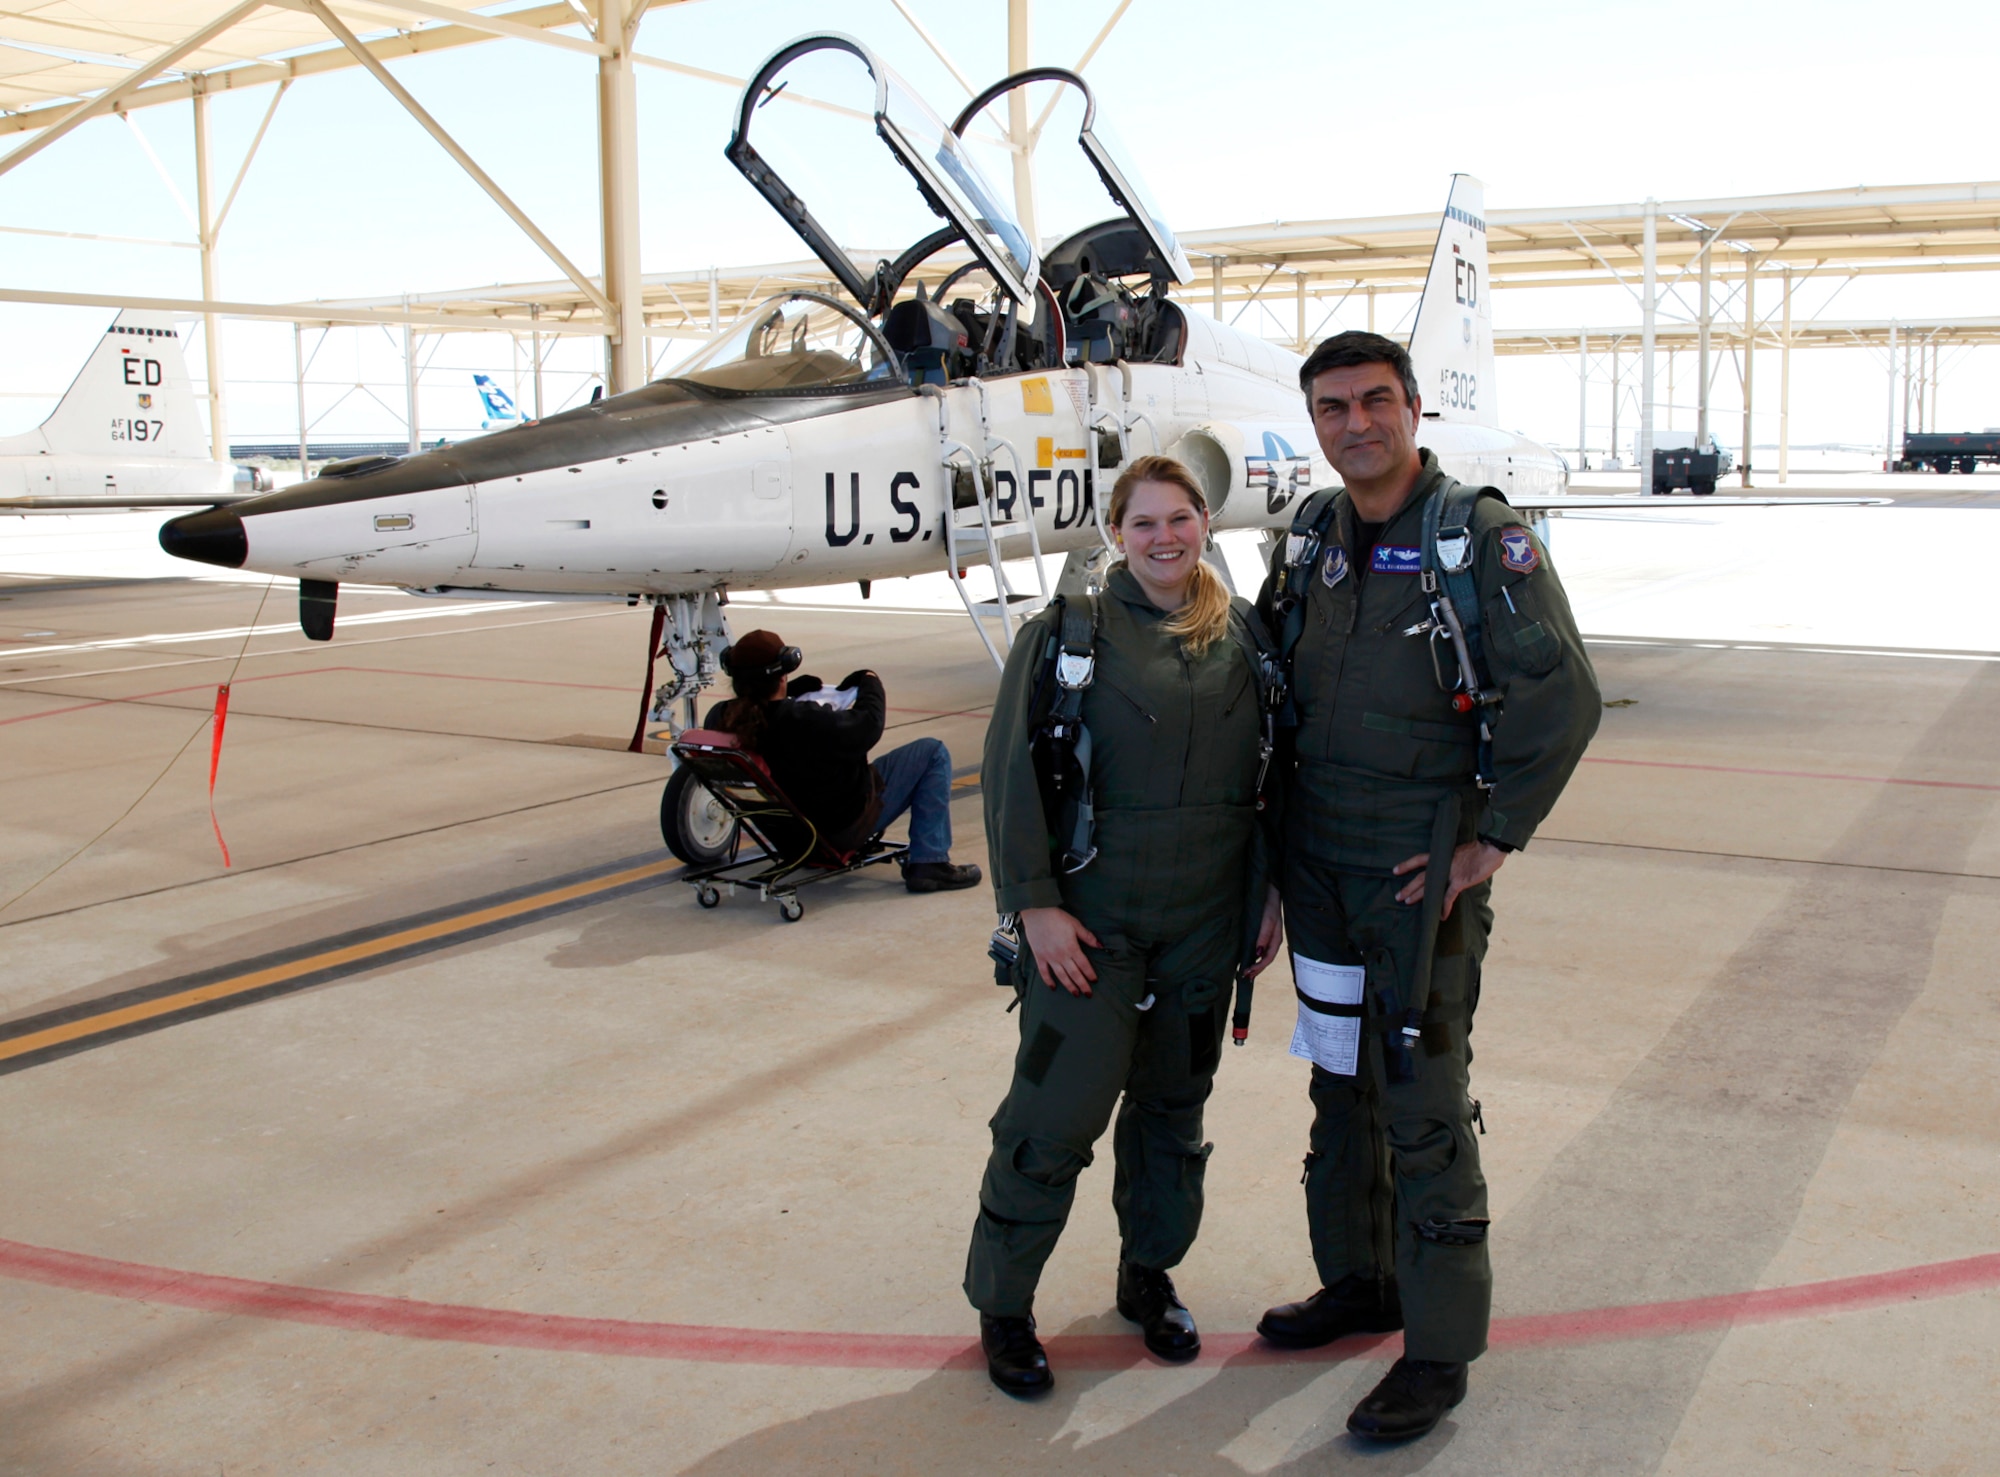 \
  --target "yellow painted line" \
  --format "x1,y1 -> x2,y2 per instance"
0,859 -> 678,1065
